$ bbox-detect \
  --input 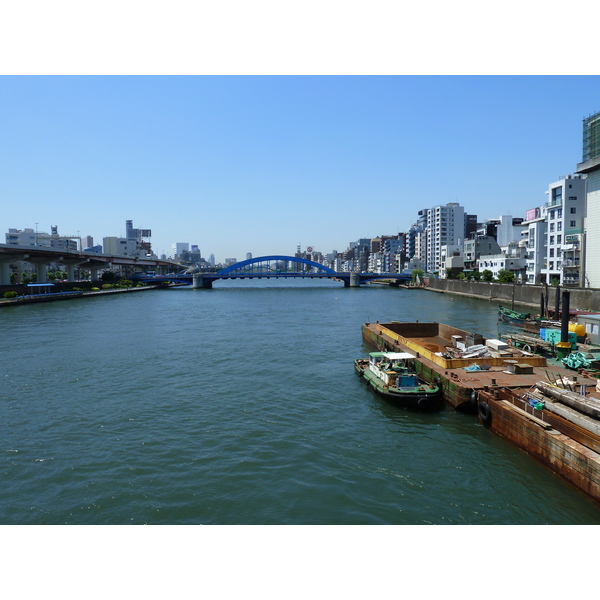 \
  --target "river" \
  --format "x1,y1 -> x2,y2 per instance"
2,280 -> 599,524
